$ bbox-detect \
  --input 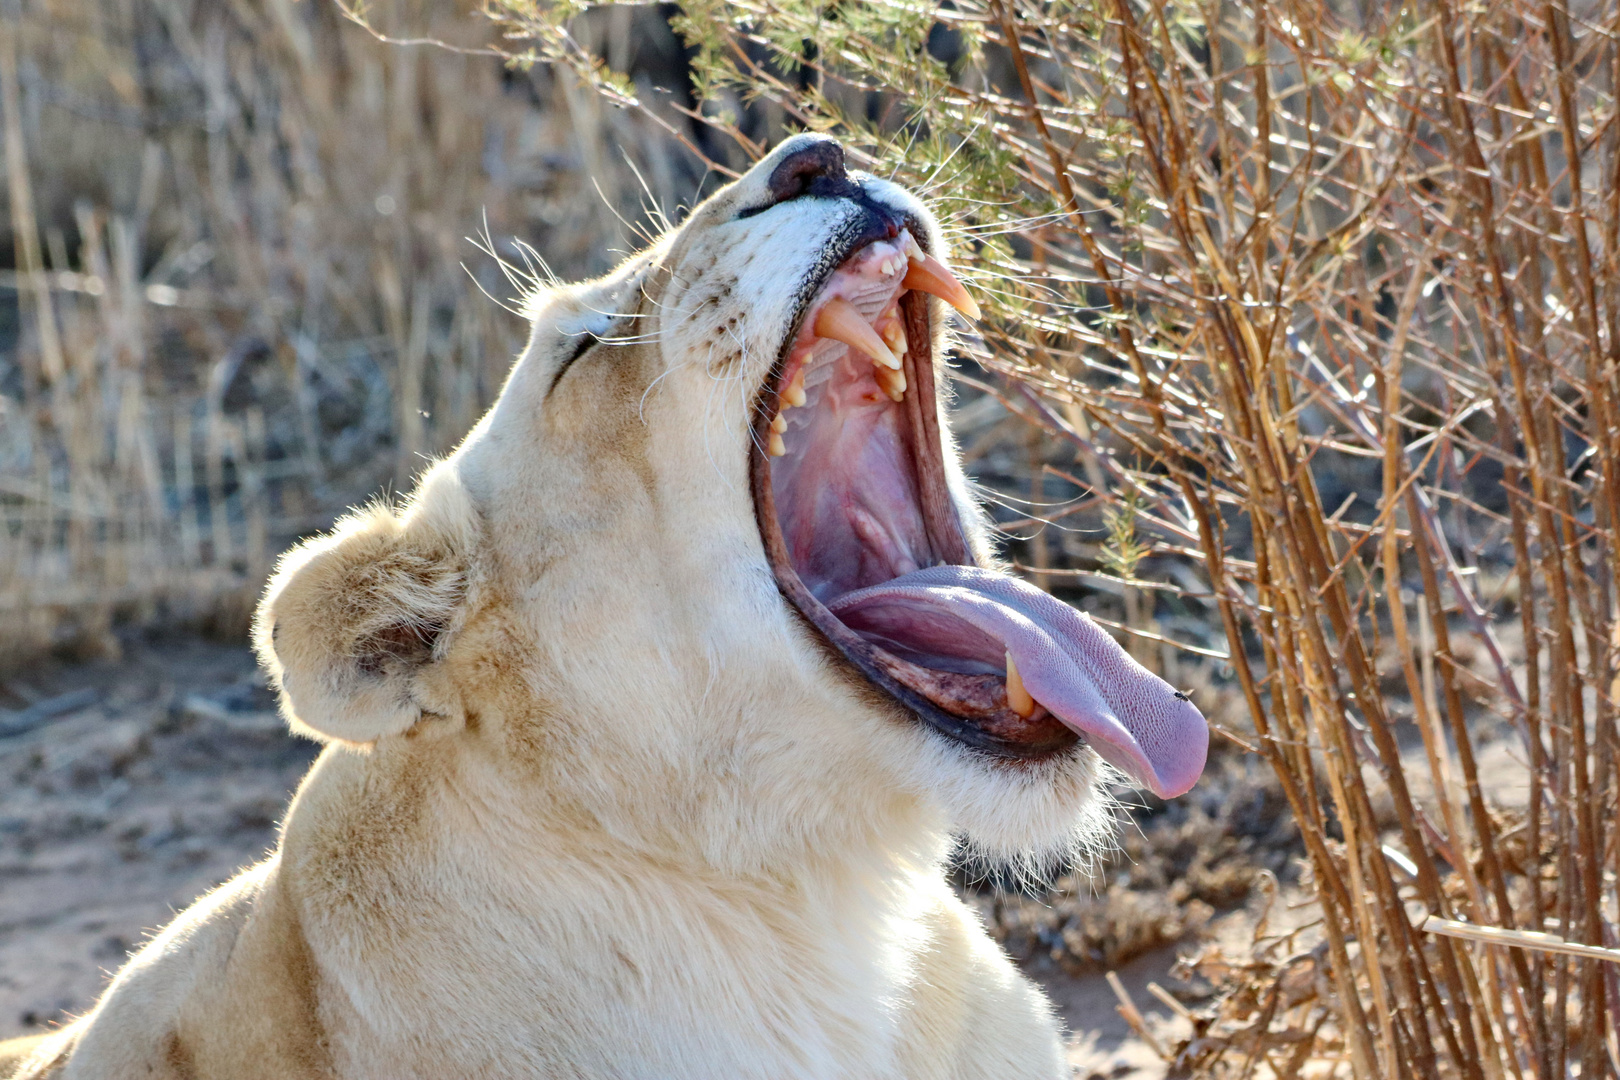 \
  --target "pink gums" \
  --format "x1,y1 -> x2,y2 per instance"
771,238 -> 927,602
